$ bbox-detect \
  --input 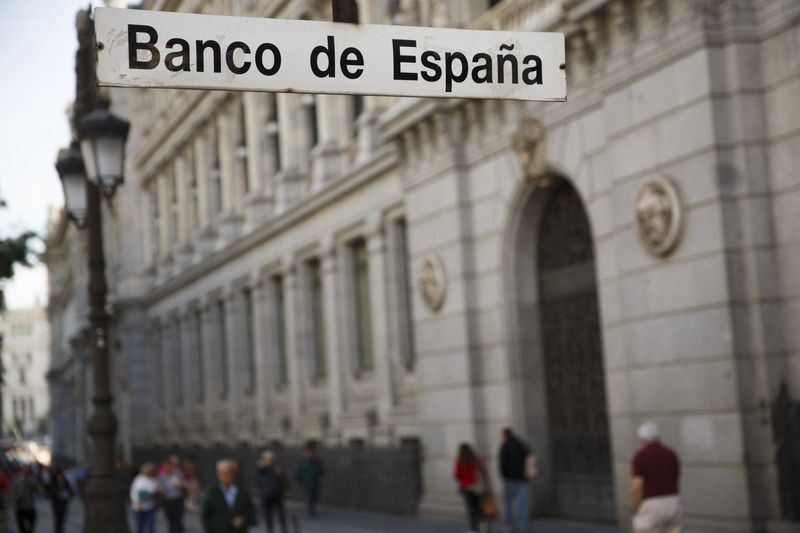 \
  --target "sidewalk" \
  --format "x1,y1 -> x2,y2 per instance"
33,497 -> 618,533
